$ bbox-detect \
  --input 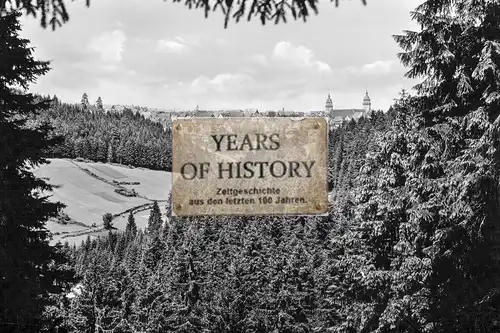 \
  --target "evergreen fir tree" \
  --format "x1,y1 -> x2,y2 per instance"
146,201 -> 162,236
80,92 -> 89,110
84,235 -> 92,251
165,192 -> 172,220
0,12 -> 74,332
143,236 -> 165,271
108,230 -> 118,250
96,96 -> 103,111
393,0 -> 500,122
107,143 -> 113,163
113,233 -> 127,261
125,211 -> 137,237
325,1 -> 500,331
